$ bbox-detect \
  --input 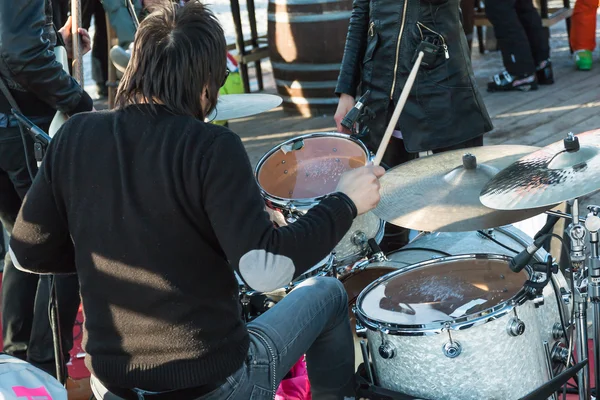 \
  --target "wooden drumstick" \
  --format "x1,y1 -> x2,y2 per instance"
372,51 -> 424,166
71,0 -> 84,86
